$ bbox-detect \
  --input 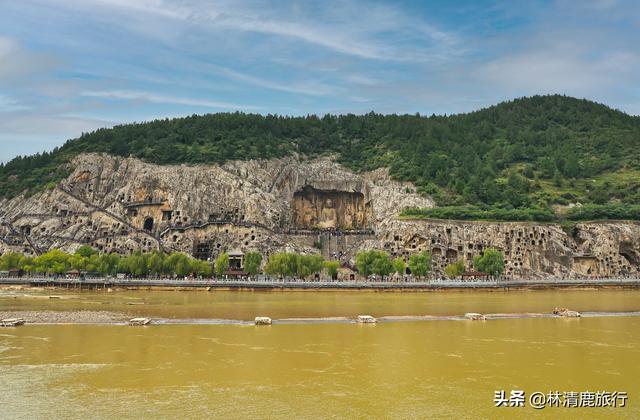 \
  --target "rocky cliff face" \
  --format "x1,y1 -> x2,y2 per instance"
1,152 -> 639,278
